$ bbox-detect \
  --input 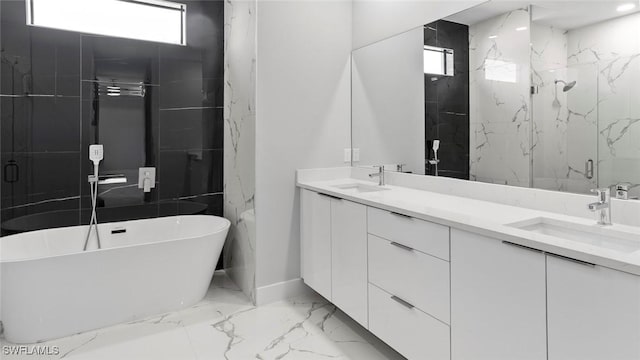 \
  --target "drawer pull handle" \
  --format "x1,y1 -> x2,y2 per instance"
391,295 -> 415,309
318,193 -> 342,201
547,253 -> 595,267
390,211 -> 412,219
390,241 -> 414,252
501,241 -> 543,253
